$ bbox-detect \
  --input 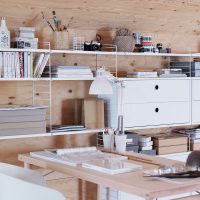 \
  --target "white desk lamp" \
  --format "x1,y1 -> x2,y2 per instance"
89,67 -> 124,134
